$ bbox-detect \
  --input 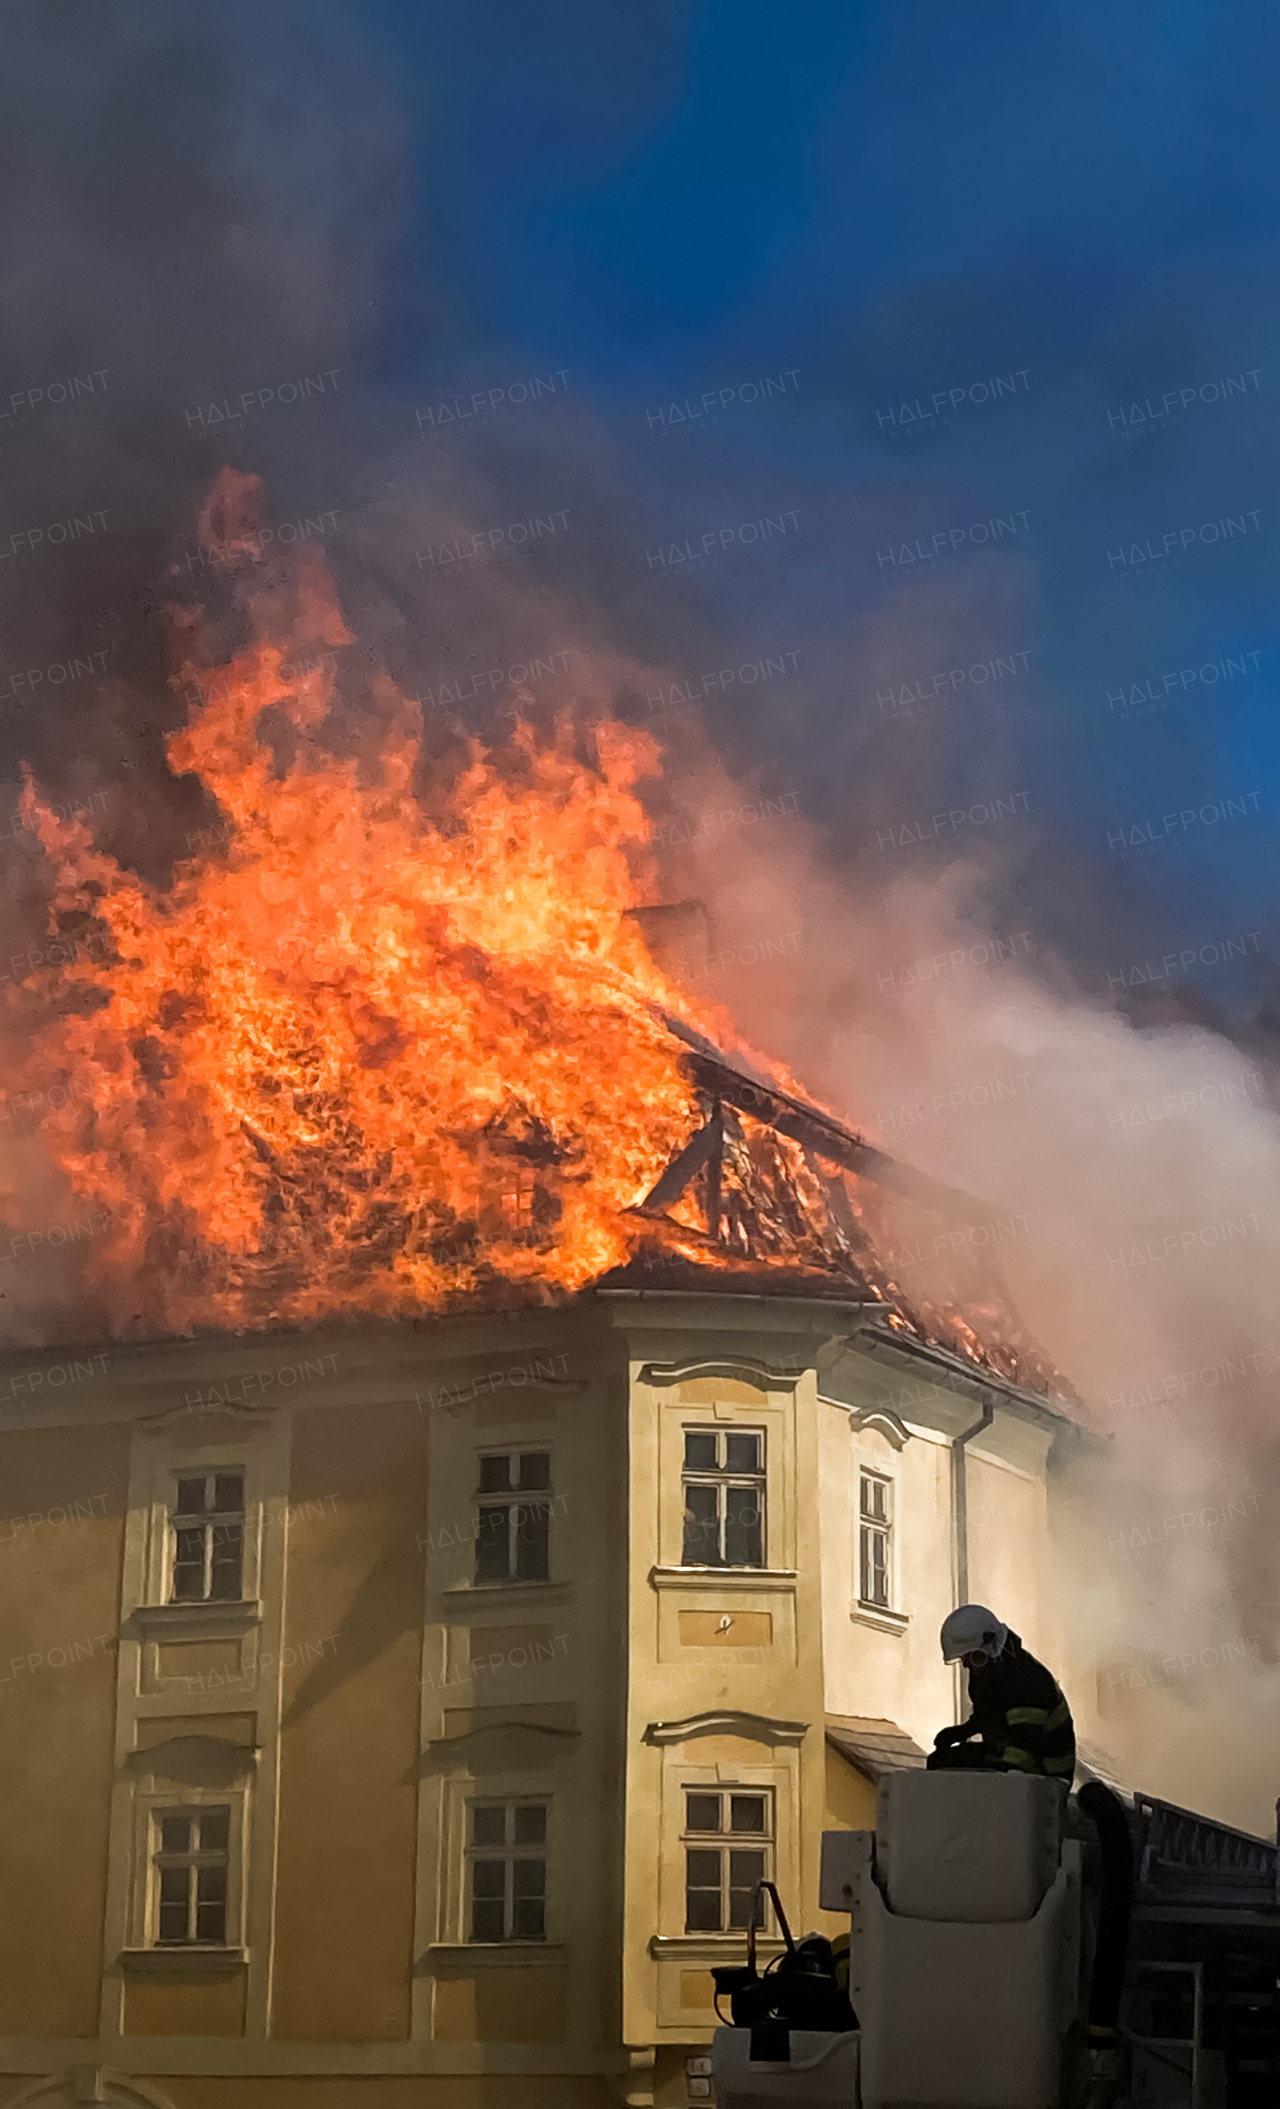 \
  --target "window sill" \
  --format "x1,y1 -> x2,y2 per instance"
649,1934 -> 788,1964
851,1602 -> 910,1636
650,1566 -> 798,1592
130,1600 -> 262,1640
421,1942 -> 568,1971
439,1580 -> 571,1615
119,1945 -> 247,1979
